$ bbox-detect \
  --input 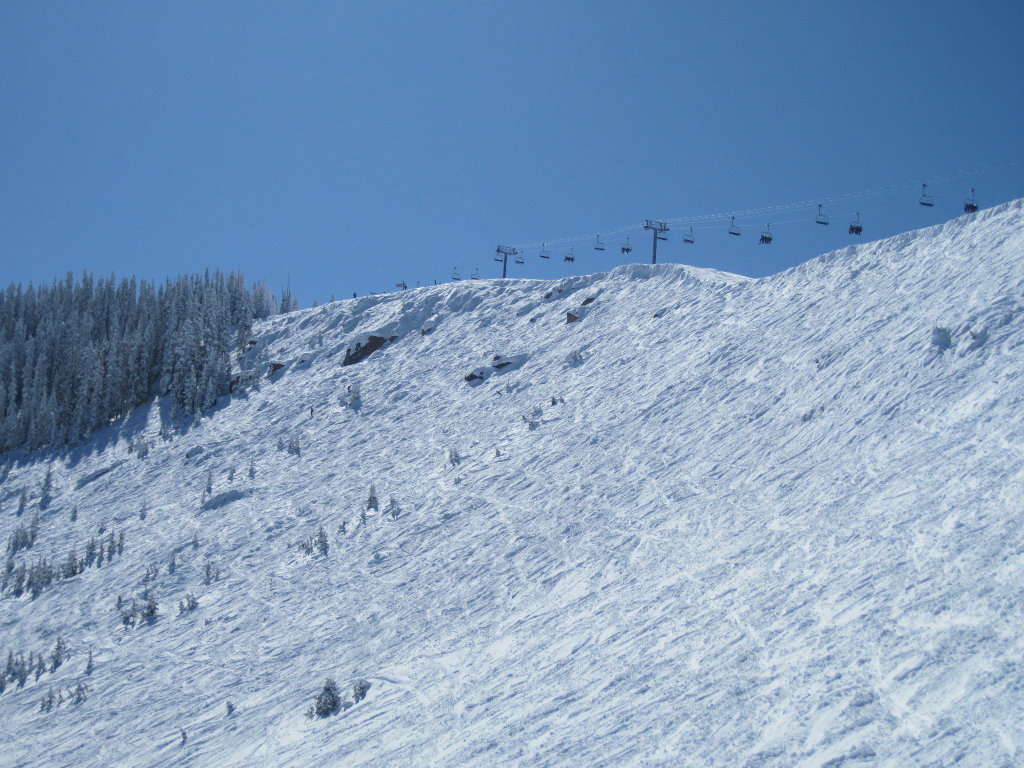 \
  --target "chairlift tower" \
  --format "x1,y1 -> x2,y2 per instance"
495,245 -> 518,278
644,219 -> 669,264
